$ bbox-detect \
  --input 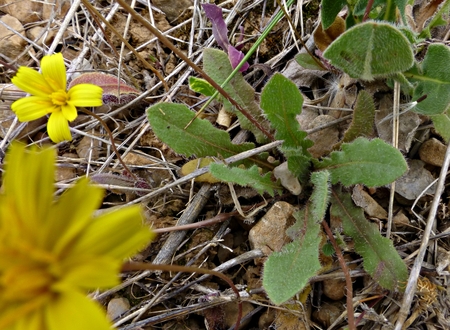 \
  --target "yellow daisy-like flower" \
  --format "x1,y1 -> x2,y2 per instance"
11,53 -> 103,143
0,143 -> 154,330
